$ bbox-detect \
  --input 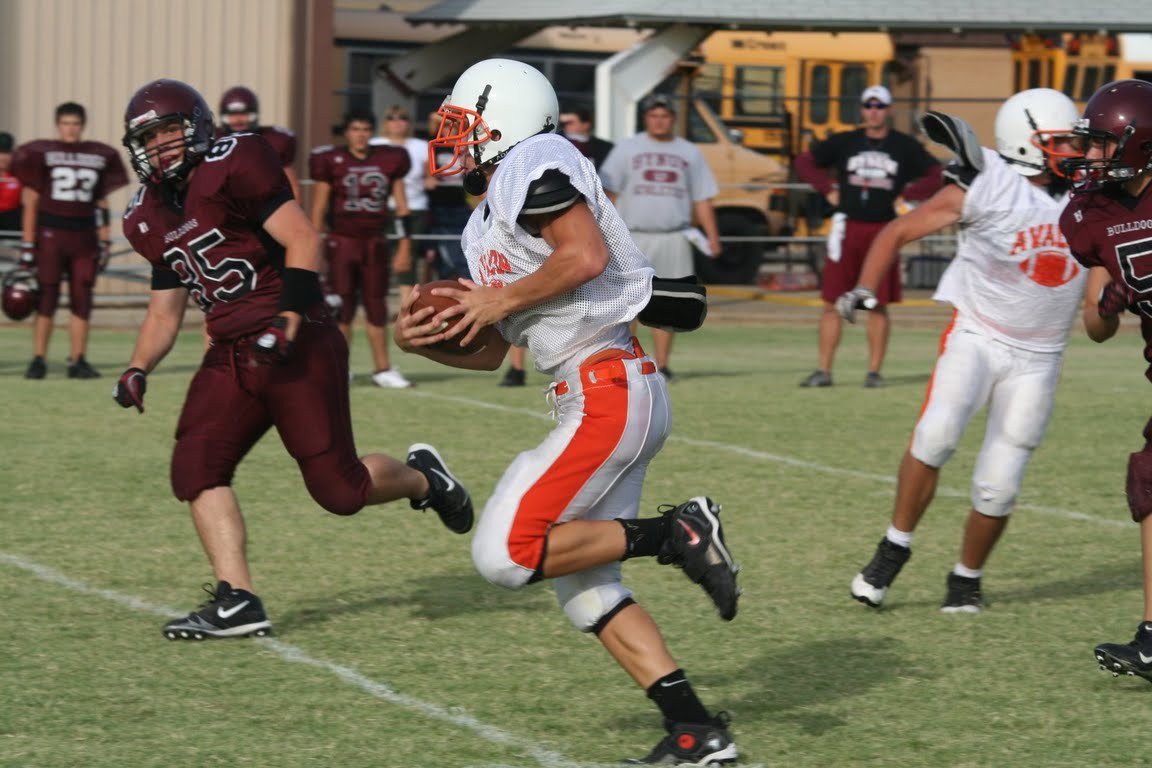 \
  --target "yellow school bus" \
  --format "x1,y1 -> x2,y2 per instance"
687,31 -> 895,159
1011,33 -> 1152,103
